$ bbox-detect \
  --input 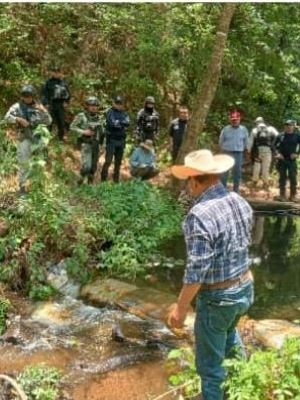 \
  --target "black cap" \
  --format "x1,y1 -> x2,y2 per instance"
114,95 -> 124,104
20,84 -> 36,97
